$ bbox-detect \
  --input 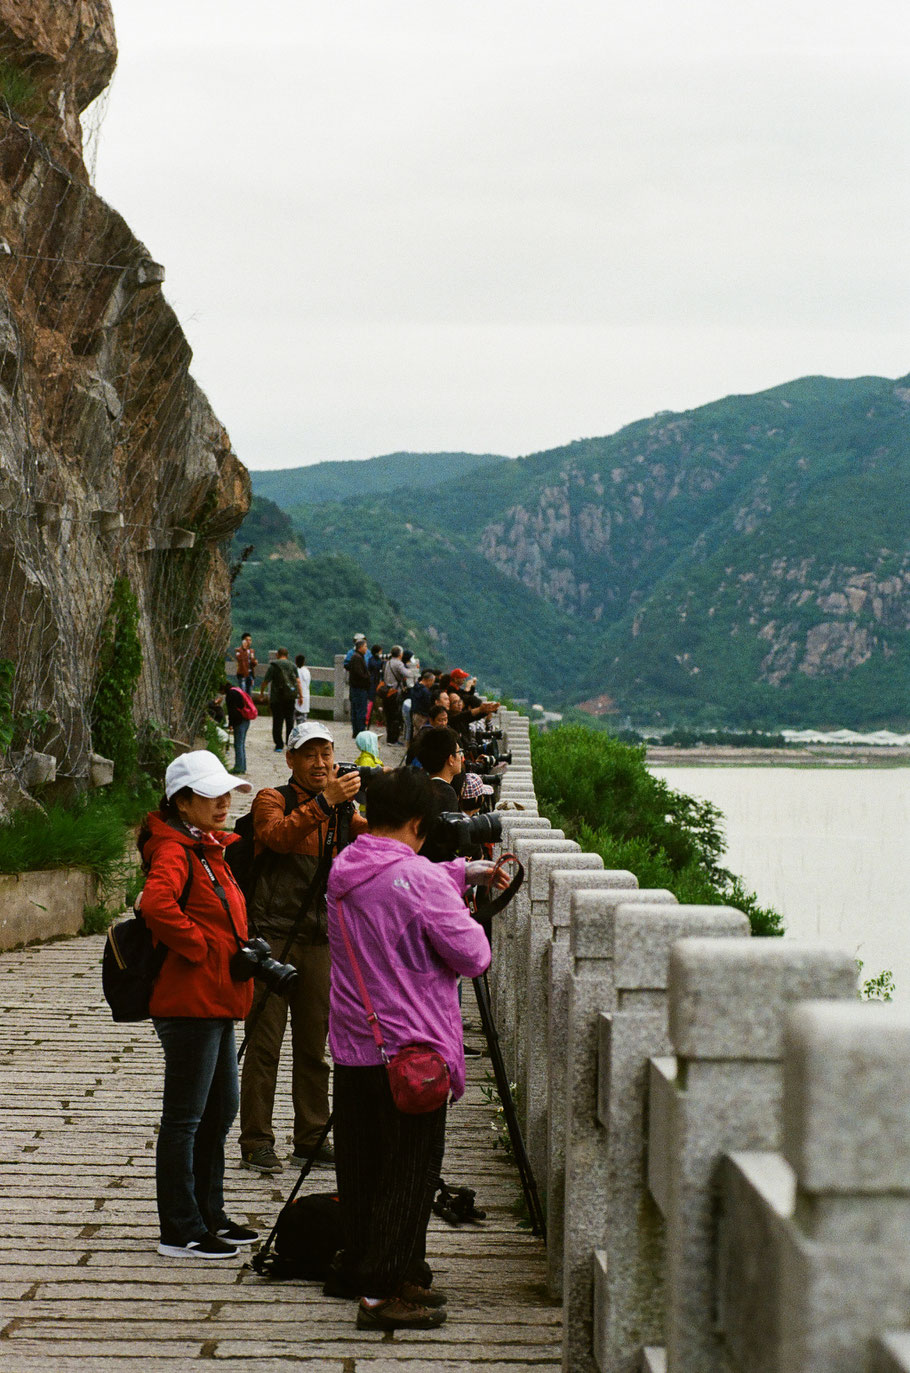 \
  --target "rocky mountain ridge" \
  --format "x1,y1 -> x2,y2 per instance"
1,0 -> 248,806
254,374 -> 909,727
